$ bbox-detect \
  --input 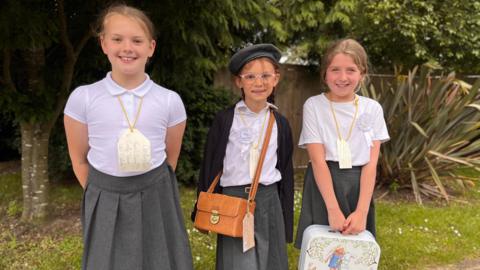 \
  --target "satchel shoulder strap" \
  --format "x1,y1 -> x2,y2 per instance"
206,110 -> 276,199
206,173 -> 221,193
248,110 -> 275,202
